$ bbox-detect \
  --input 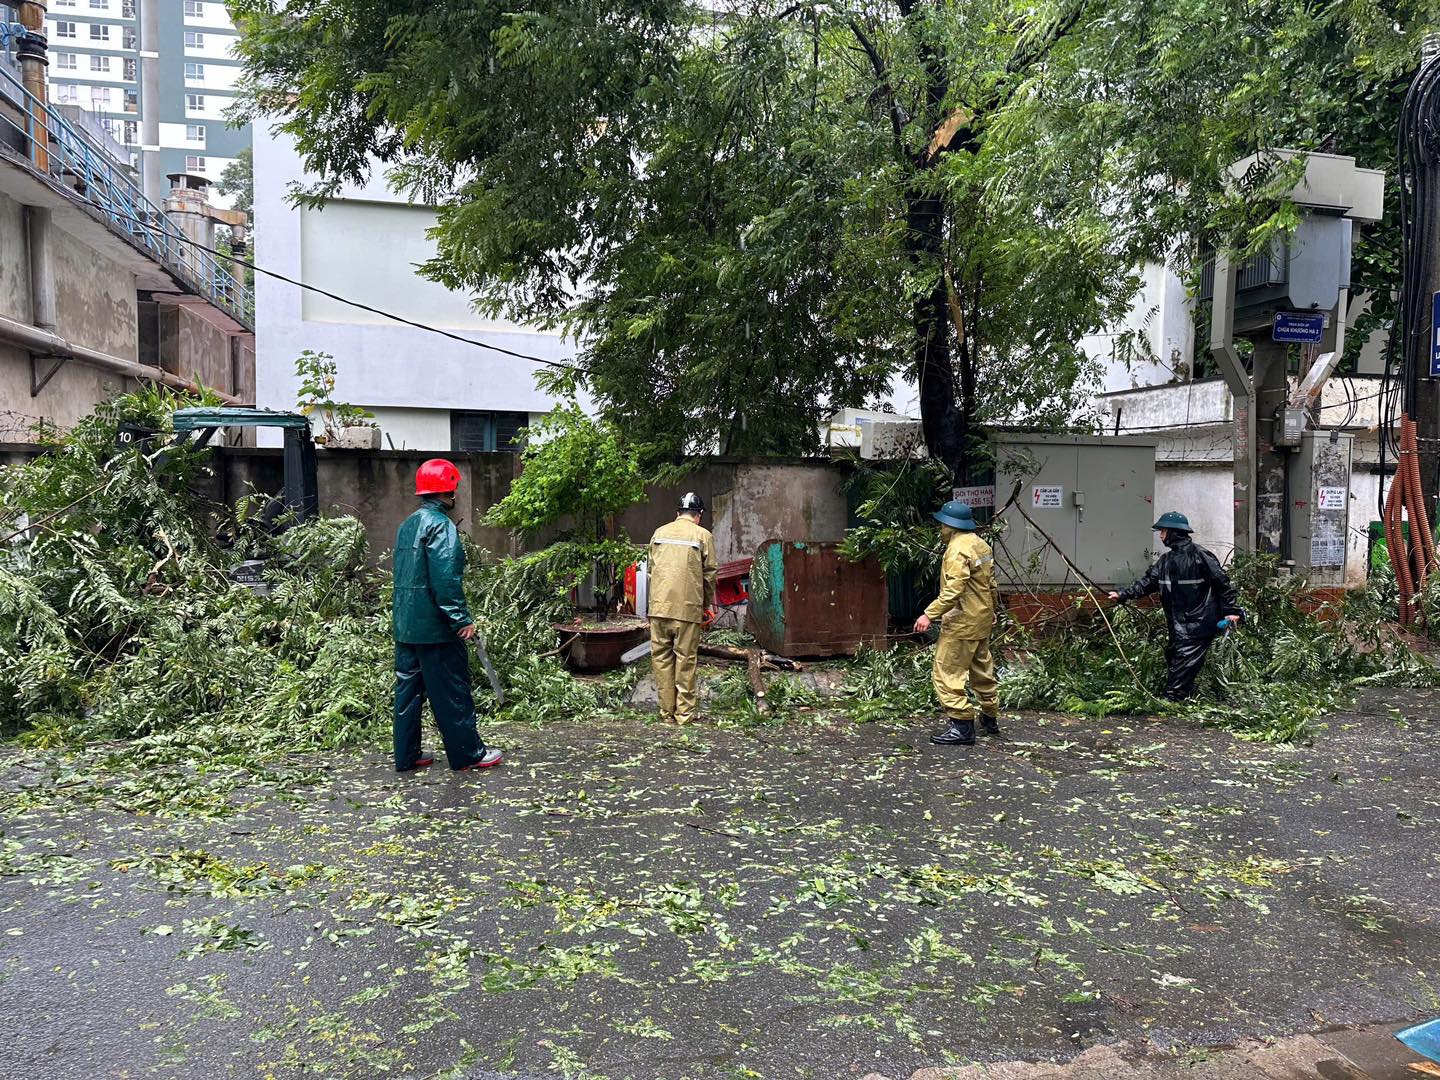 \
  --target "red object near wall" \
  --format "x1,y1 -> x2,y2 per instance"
716,557 -> 752,607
